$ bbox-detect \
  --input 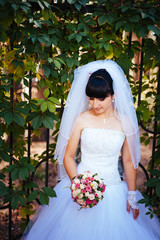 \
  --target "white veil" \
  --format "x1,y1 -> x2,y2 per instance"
54,60 -> 141,180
